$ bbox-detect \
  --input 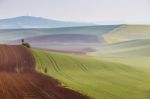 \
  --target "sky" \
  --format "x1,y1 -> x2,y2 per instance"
0,0 -> 150,23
